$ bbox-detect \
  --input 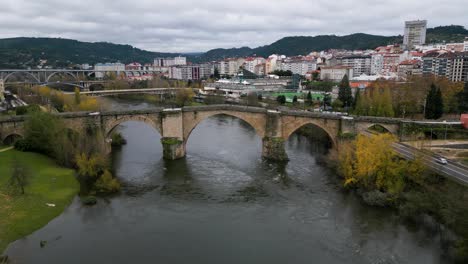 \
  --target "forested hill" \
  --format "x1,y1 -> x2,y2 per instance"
197,33 -> 402,61
0,25 -> 466,68
0,38 -> 179,68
